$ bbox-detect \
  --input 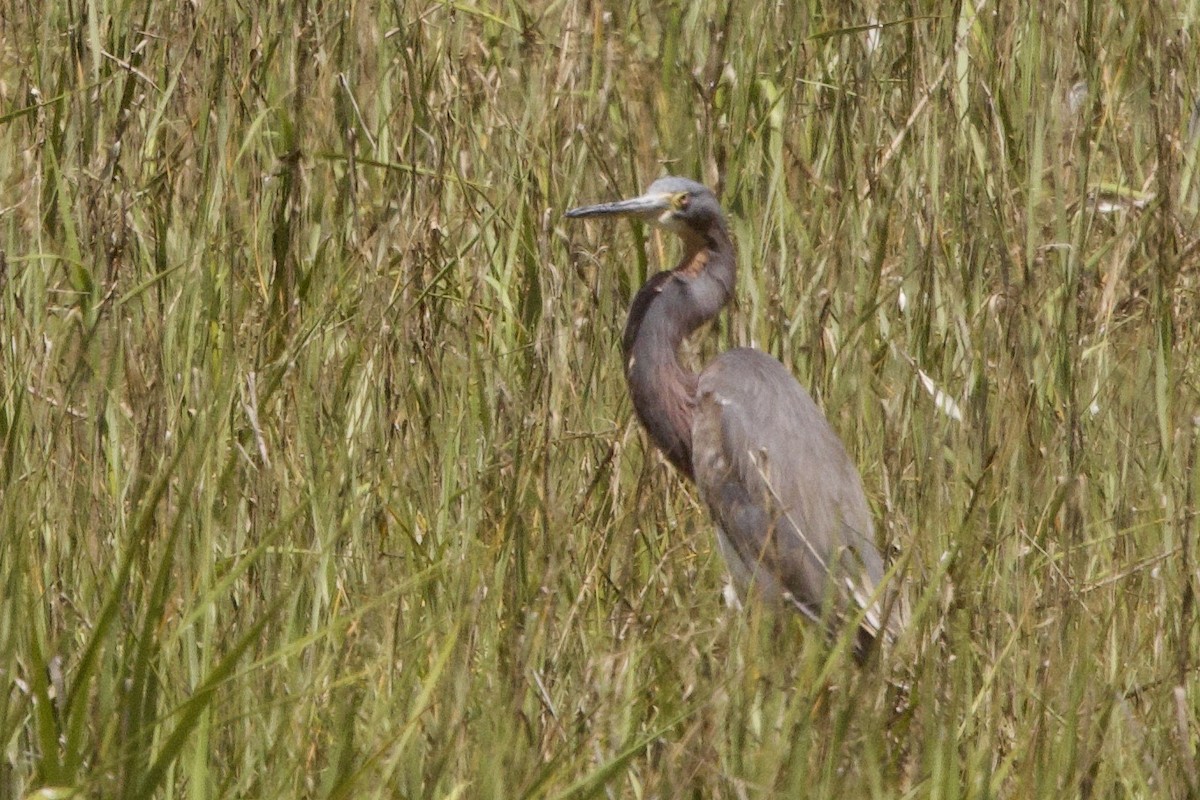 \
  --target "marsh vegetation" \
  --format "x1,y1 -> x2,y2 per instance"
2,1 -> 1199,797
